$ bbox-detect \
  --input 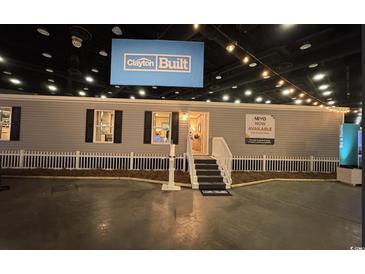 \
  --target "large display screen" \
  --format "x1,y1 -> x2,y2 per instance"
339,123 -> 360,166
358,130 -> 362,168
110,39 -> 204,88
